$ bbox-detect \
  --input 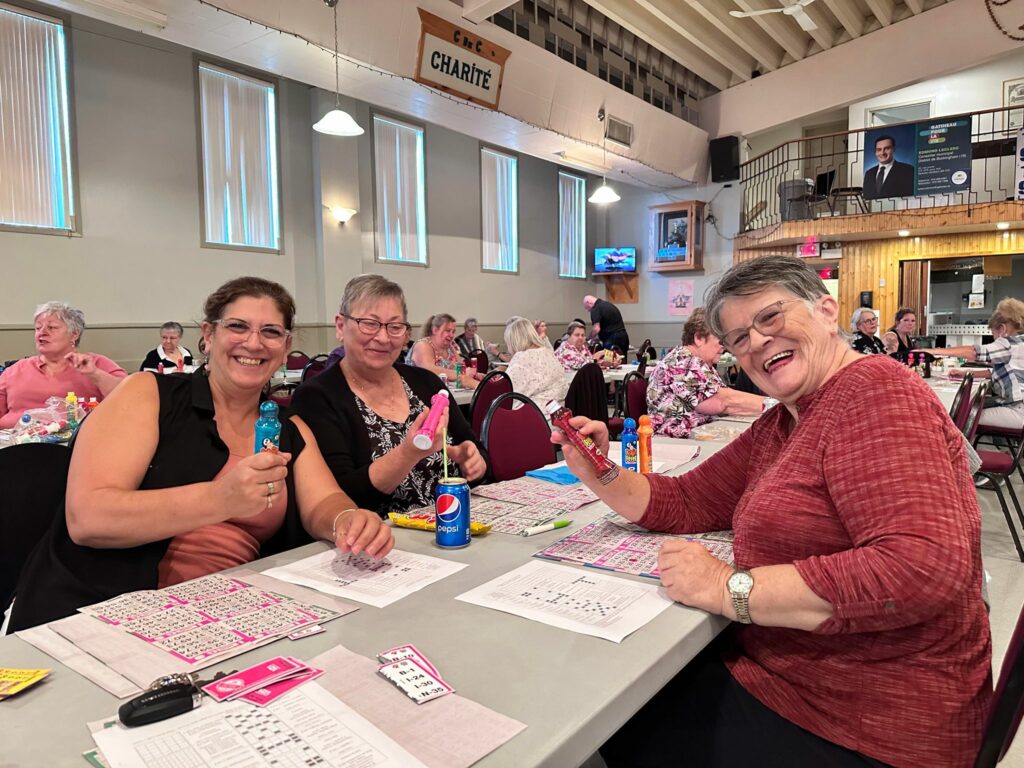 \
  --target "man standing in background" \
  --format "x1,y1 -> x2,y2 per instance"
583,295 -> 629,353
